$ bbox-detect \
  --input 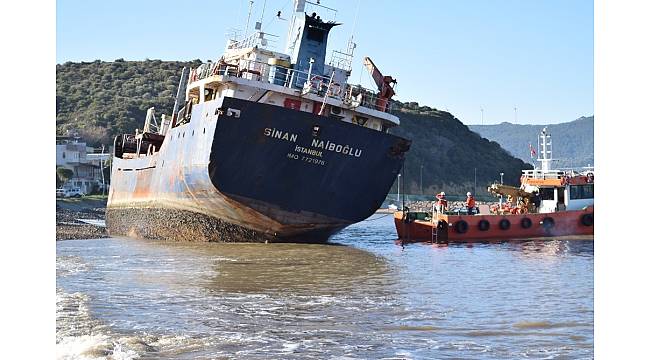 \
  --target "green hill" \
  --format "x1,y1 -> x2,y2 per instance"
389,102 -> 531,195
56,59 -> 202,144
56,60 -> 531,196
469,117 -> 594,169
